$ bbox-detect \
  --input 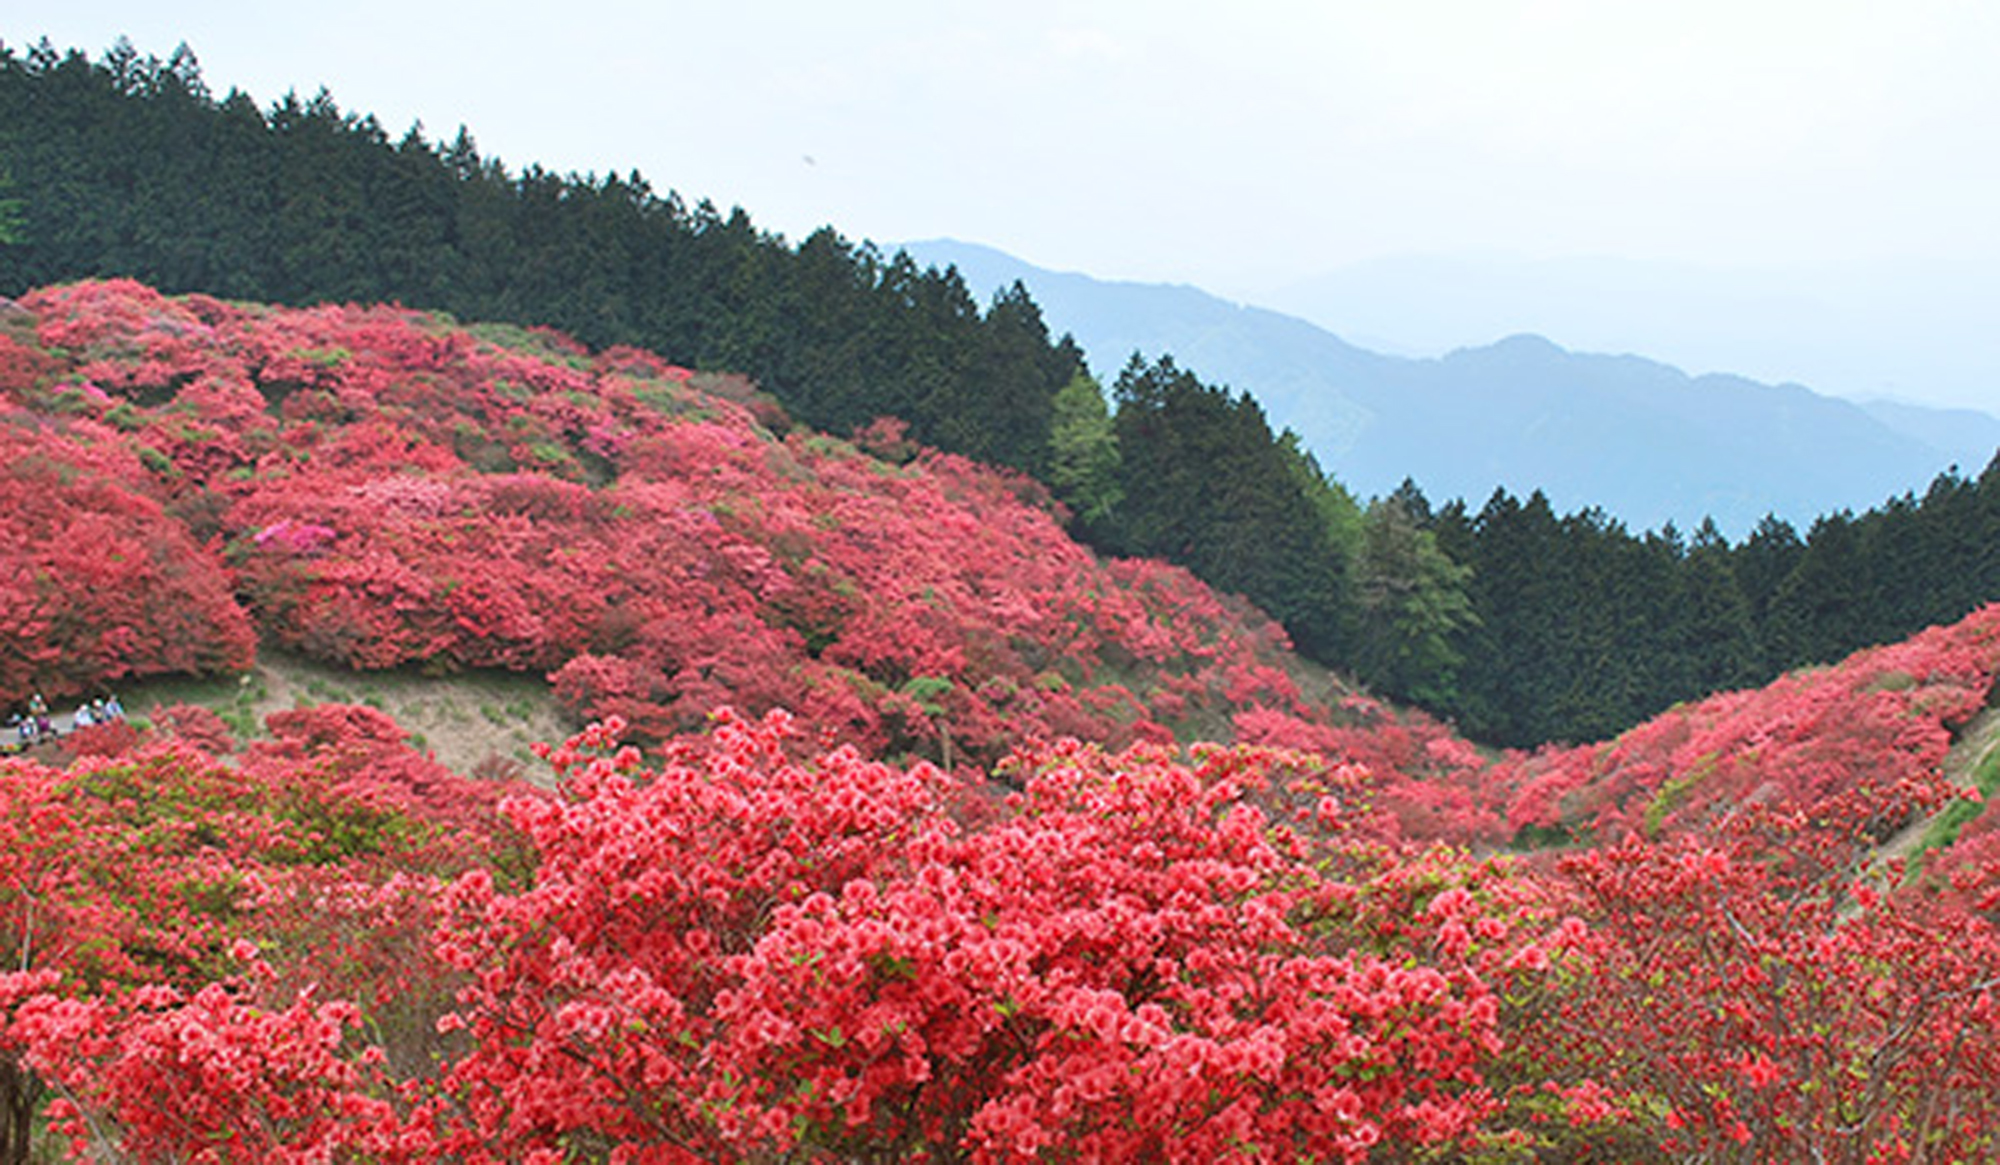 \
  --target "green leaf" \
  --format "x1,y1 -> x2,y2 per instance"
811,1025 -> 846,1049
